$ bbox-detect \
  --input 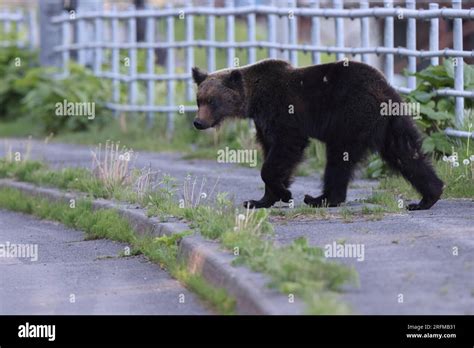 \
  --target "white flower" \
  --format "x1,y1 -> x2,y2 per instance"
238,214 -> 246,221
463,159 -> 470,165
470,155 -> 474,161
453,161 -> 460,167
448,156 -> 455,163
442,156 -> 448,162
